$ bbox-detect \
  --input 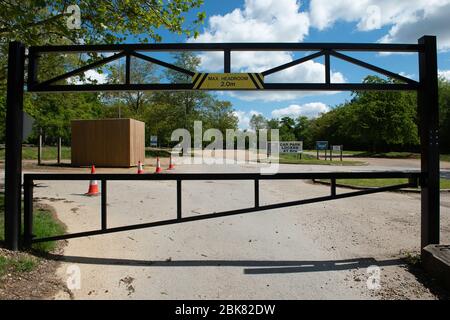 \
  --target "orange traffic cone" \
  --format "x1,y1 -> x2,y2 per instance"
155,157 -> 162,173
168,154 -> 175,170
86,165 -> 99,196
137,161 -> 144,174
